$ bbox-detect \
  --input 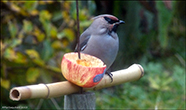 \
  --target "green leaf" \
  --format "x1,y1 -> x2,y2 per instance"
47,66 -> 61,73
39,10 -> 52,37
39,69 -> 52,83
25,49 -> 45,66
3,48 -> 27,64
23,20 -> 33,33
33,58 -> 45,67
40,40 -> 54,61
3,48 -> 17,61
10,38 -> 22,48
26,67 -> 40,83
52,11 -> 62,22
162,77 -> 173,87
173,65 -> 185,88
8,21 -> 18,38
23,1 -> 38,12
149,77 -> 160,90
57,31 -> 66,39
80,20 -> 92,27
